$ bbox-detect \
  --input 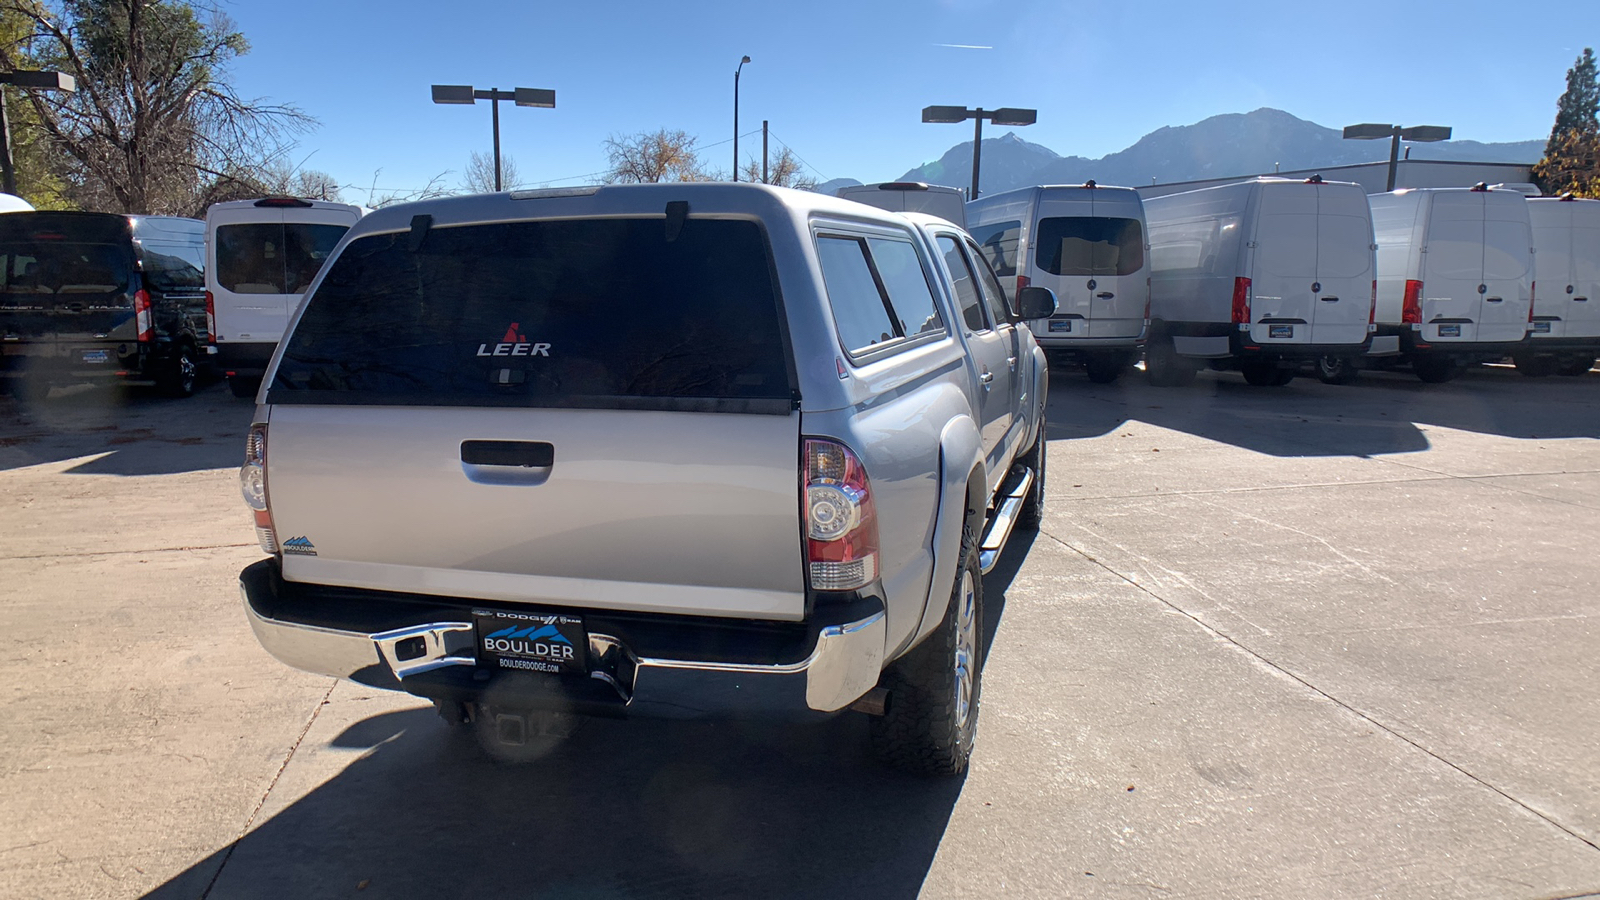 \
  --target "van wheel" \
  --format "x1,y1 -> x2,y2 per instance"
1016,418 -> 1046,530
1085,355 -> 1124,384
1240,360 -> 1288,386
1413,357 -> 1463,384
227,375 -> 262,399
161,344 -> 197,398
1316,355 -> 1360,385
1512,353 -> 1559,378
870,525 -> 982,776
1144,336 -> 1196,387
1557,357 -> 1595,376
